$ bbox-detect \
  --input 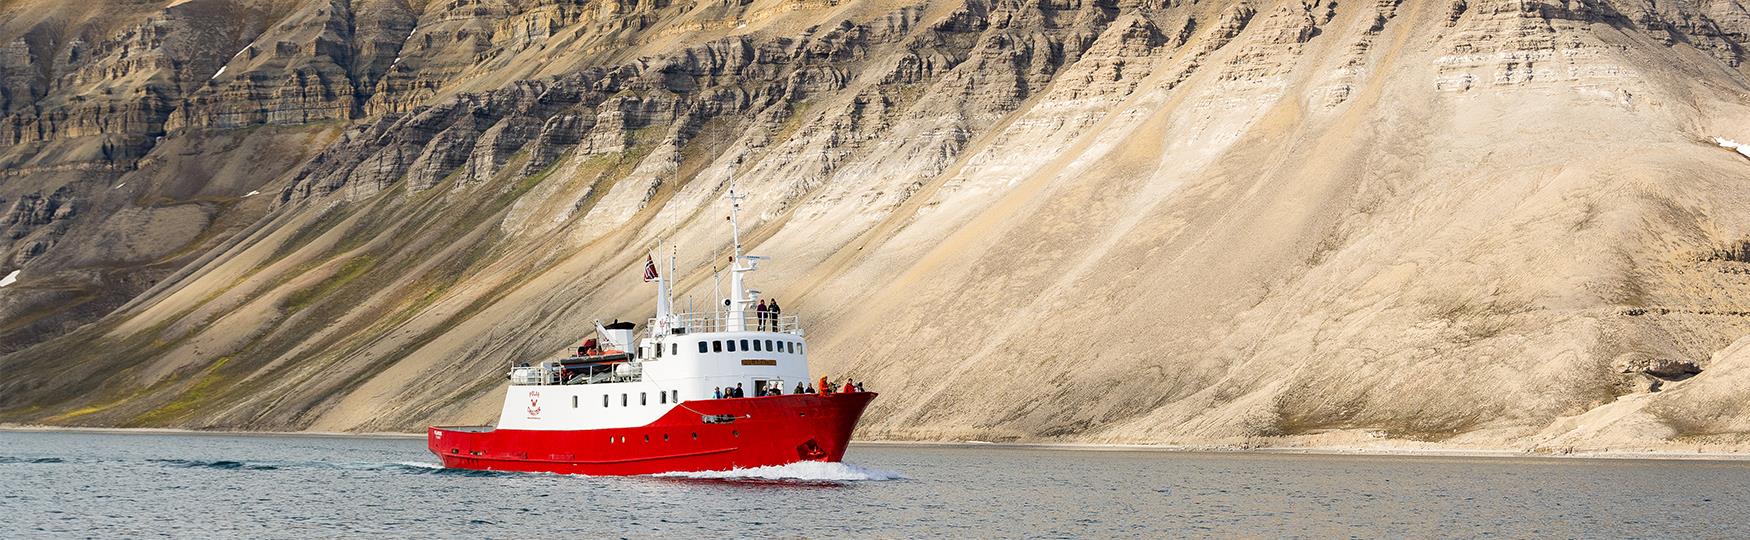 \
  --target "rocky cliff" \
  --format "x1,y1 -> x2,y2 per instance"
3,0 -> 1750,453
